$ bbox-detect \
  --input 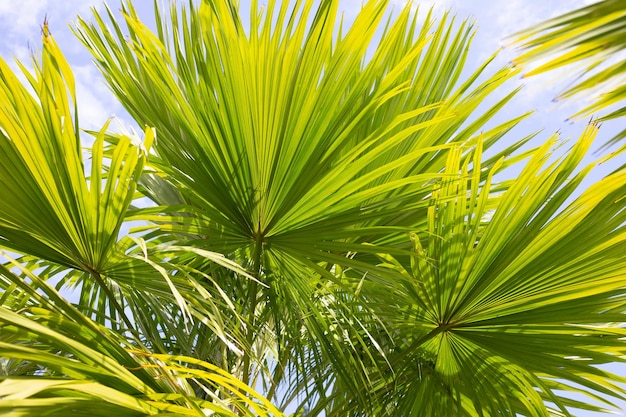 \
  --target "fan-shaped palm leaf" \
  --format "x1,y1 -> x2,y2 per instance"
0,16 -> 255,371
361,125 -> 626,416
